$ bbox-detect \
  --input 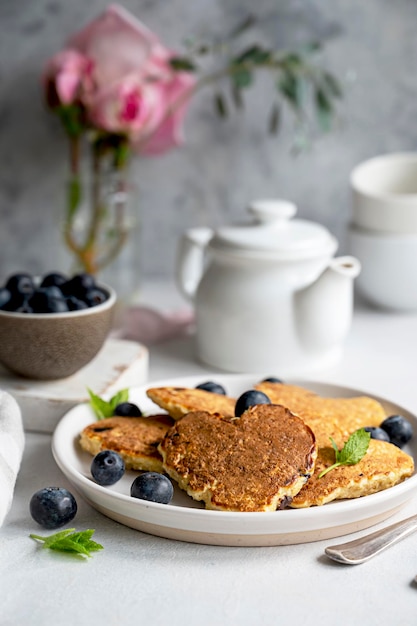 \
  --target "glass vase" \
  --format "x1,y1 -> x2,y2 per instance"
61,141 -> 141,303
